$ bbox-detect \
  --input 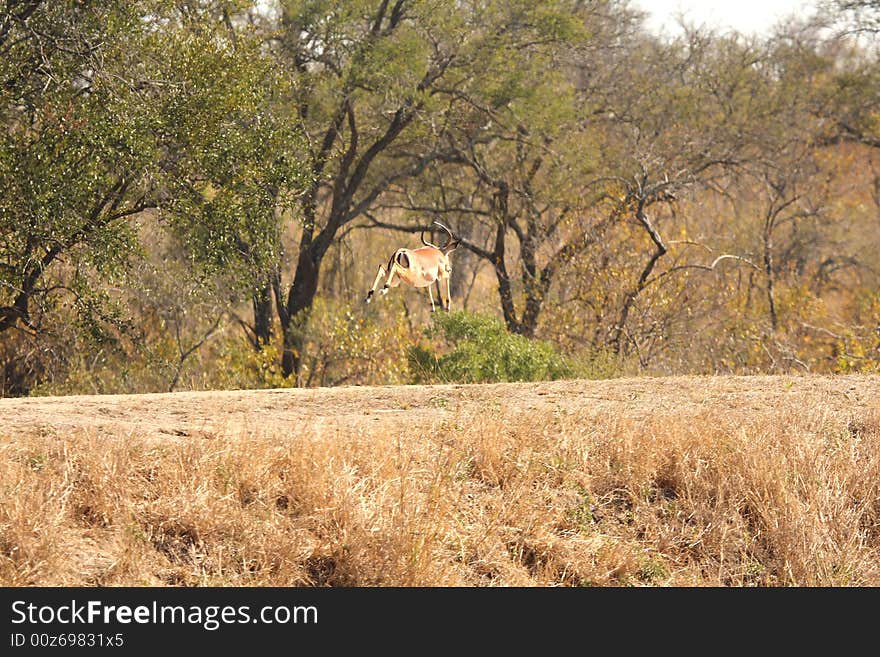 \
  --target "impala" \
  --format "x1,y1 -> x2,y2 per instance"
364,221 -> 461,312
